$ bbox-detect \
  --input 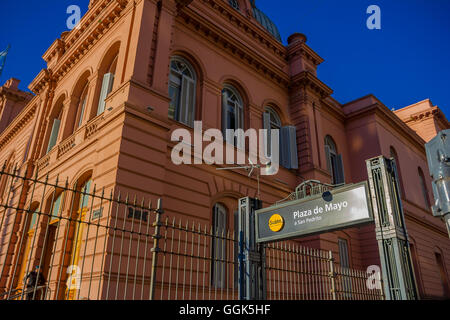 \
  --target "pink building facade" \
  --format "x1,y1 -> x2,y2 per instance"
0,0 -> 449,299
